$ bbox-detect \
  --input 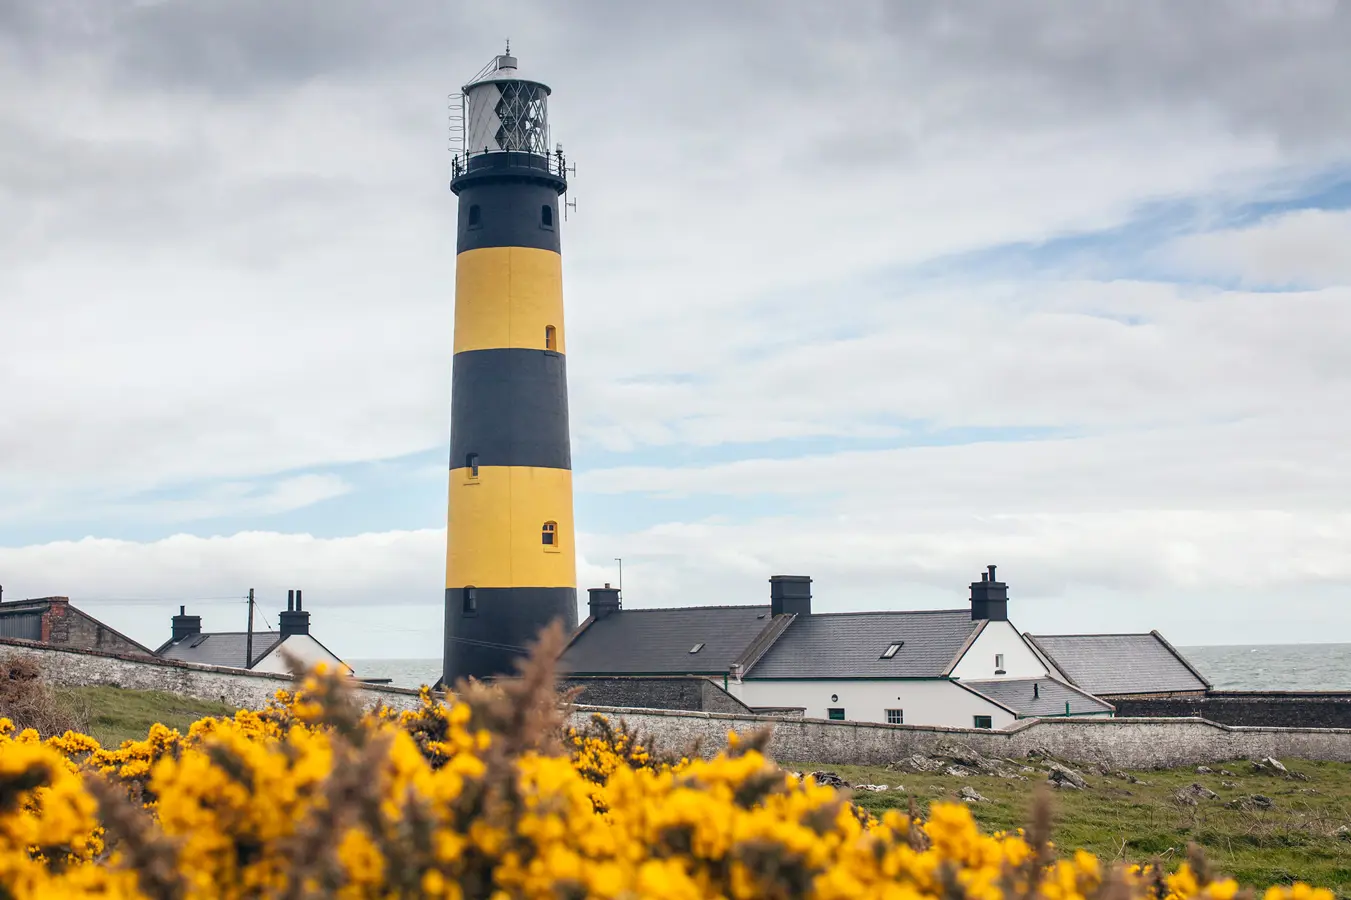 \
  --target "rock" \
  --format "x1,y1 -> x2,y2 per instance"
1227,794 -> 1274,811
1196,766 -> 1213,774
1047,763 -> 1087,790
1291,771 -> 1310,782
889,754 -> 946,774
809,771 -> 847,789
1221,781 -> 1239,788
1175,783 -> 1220,805
1251,757 -> 1288,776
852,784 -> 890,792
945,765 -> 975,778
1219,769 -> 1236,777
959,786 -> 989,803
1334,825 -> 1351,841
